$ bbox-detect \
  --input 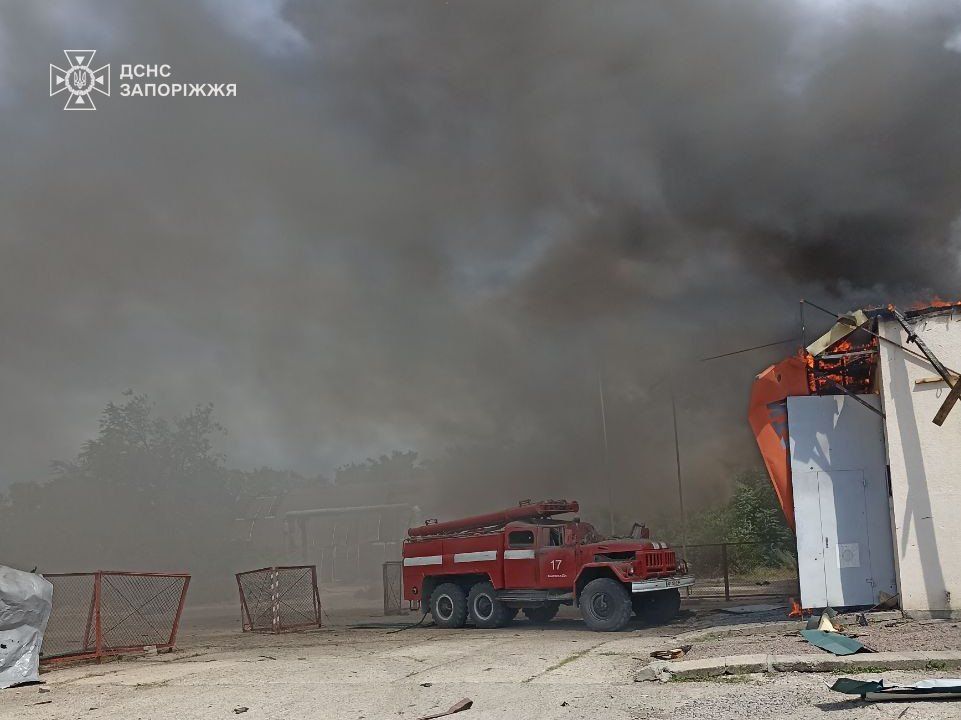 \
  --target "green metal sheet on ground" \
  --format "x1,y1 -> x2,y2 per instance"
800,629 -> 869,655
832,677 -> 961,701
